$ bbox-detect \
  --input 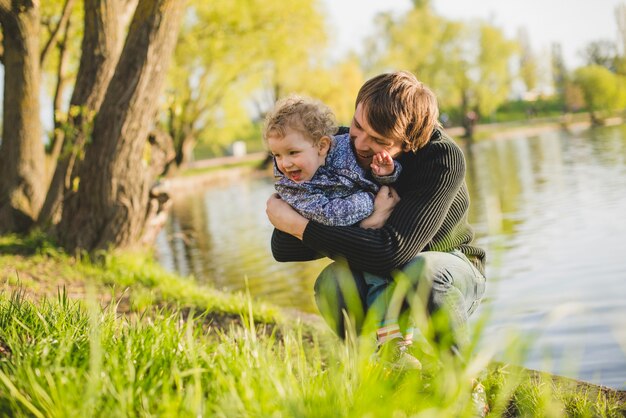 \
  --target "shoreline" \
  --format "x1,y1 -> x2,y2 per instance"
163,115 -> 626,193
